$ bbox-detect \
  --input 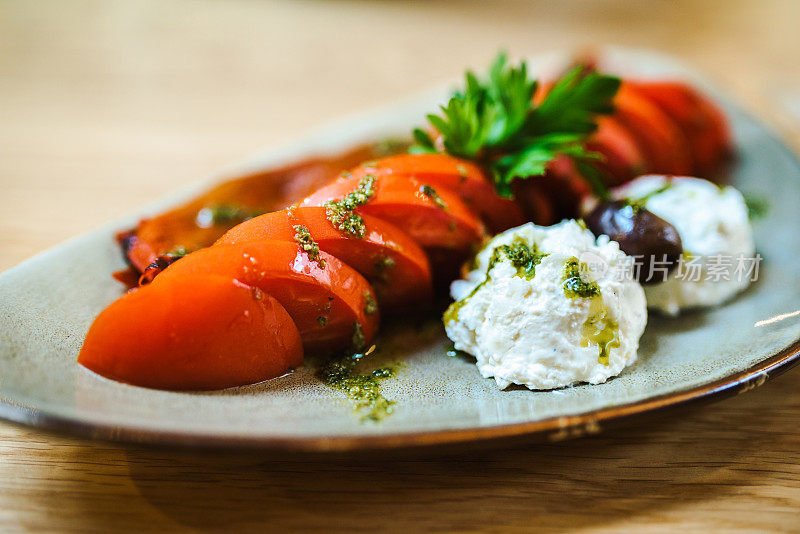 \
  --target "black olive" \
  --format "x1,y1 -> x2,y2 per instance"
585,200 -> 683,284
